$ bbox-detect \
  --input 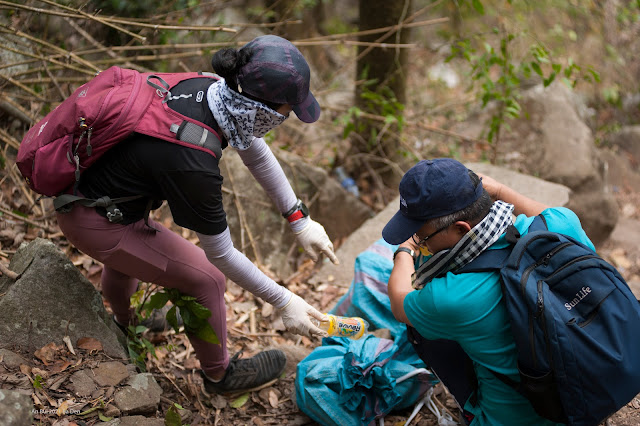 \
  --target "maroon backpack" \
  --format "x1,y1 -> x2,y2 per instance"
17,66 -> 222,197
